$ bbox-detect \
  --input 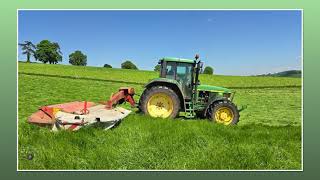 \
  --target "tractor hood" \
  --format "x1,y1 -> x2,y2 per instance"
197,84 -> 232,93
